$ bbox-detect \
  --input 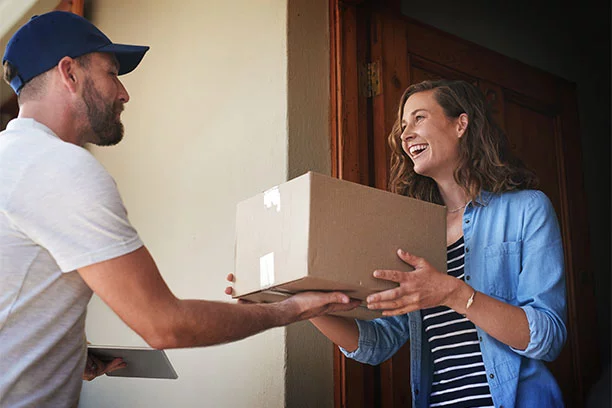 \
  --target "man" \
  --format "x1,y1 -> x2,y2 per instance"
0,11 -> 357,408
